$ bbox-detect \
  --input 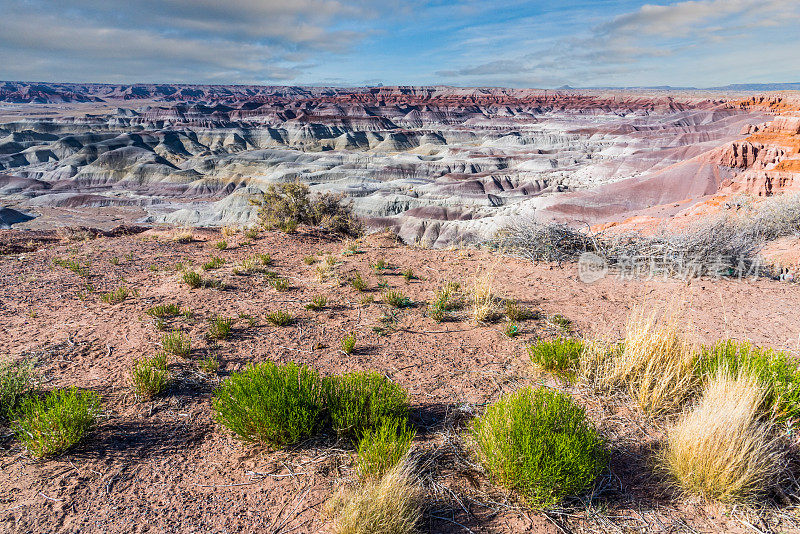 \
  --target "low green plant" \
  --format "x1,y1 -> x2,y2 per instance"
699,340 -> 800,421
265,310 -> 293,326
14,387 -> 102,458
504,321 -> 520,338
238,313 -> 258,327
377,277 -> 389,289
322,371 -> 410,442
401,269 -> 415,283
303,255 -> 317,265
550,314 -> 572,331
109,256 -> 120,266
183,271 -> 203,288
215,240 -> 228,250
53,257 -> 90,277
199,355 -> 220,375
428,280 -> 461,322
528,338 -> 585,381
161,330 -> 191,357
270,277 -> 291,292
382,289 -> 412,308
350,272 -> 367,291
202,256 -> 225,270
306,295 -> 328,311
371,259 -> 388,273
471,386 -> 607,507
212,361 -> 324,446
1,361 -> 34,422
146,303 -> 181,318
360,295 -> 375,306
207,316 -> 233,341
341,332 -> 357,355
356,418 -> 416,480
100,286 -> 131,304
132,353 -> 169,399
244,226 -> 260,239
